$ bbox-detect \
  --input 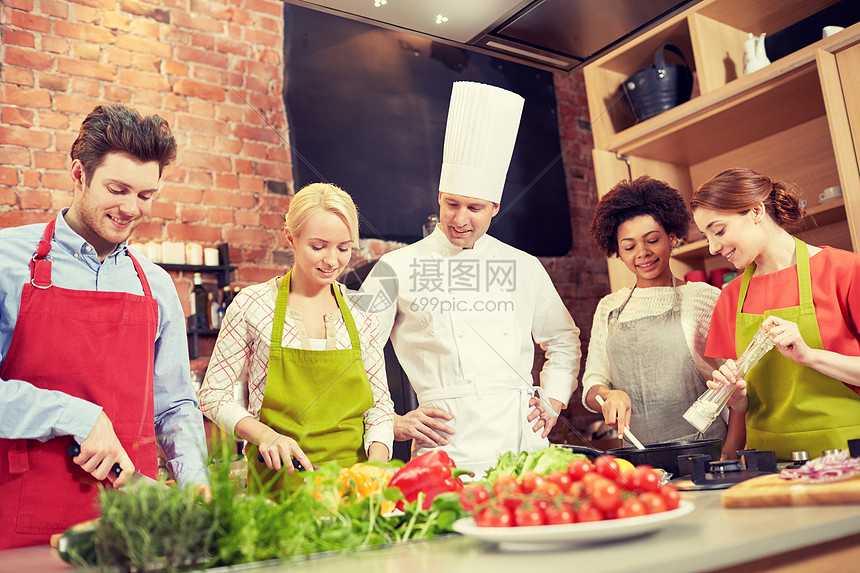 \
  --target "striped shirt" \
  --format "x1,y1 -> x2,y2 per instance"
198,277 -> 394,454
